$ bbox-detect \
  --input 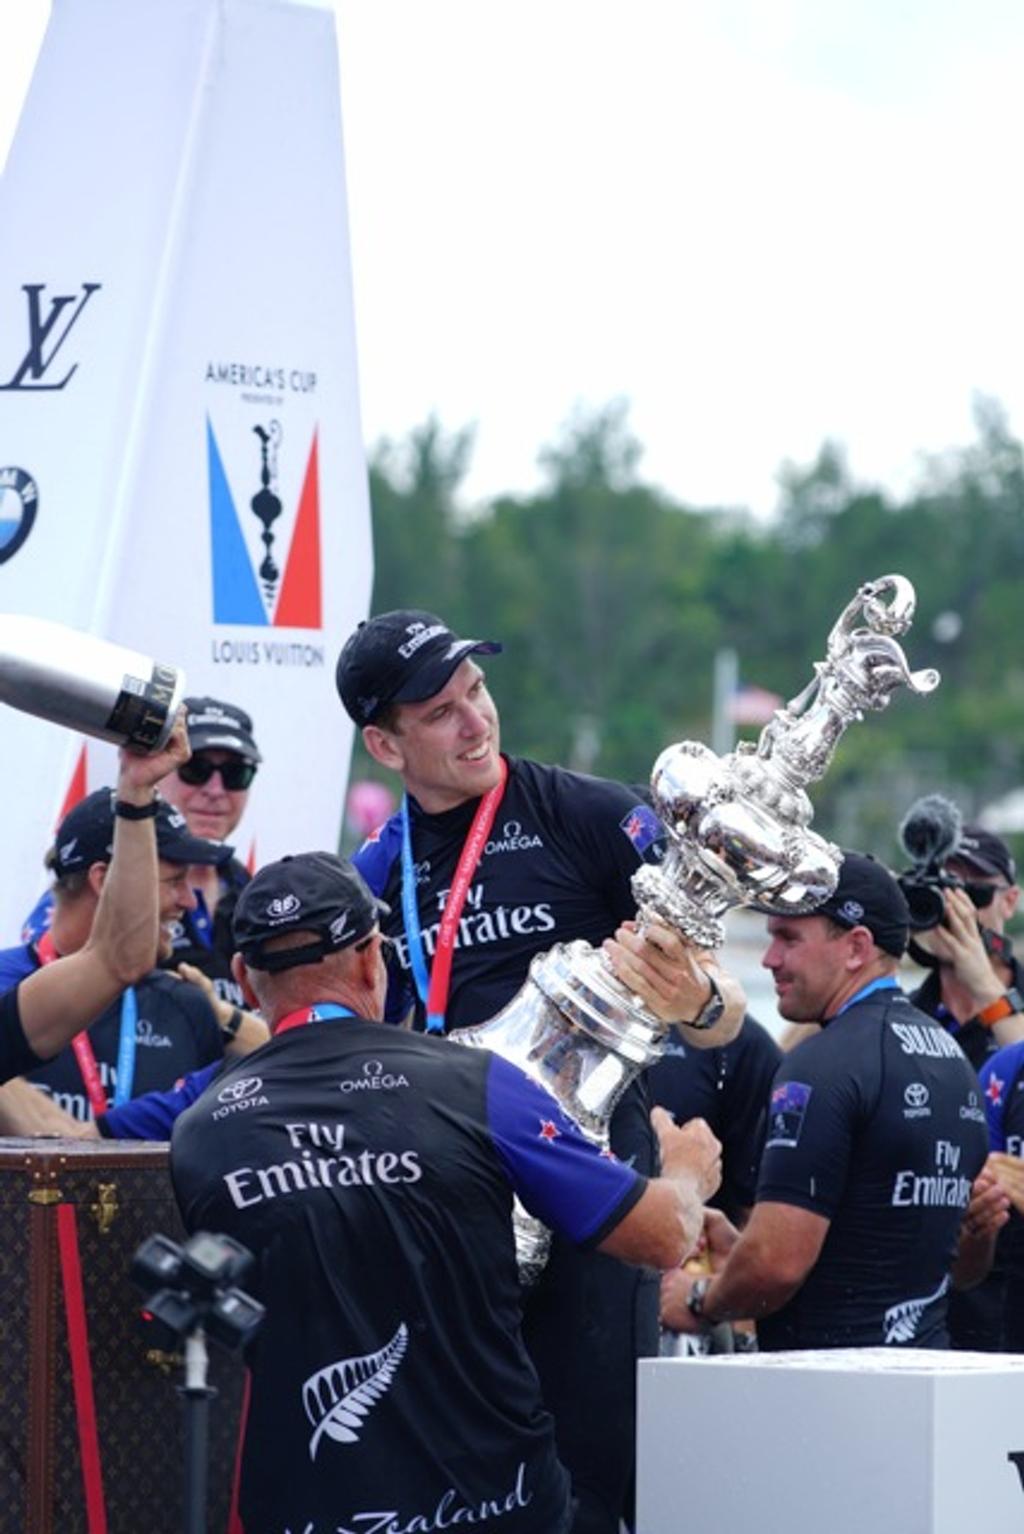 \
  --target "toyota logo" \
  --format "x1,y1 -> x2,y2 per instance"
218,1076 -> 263,1104
904,1083 -> 929,1109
